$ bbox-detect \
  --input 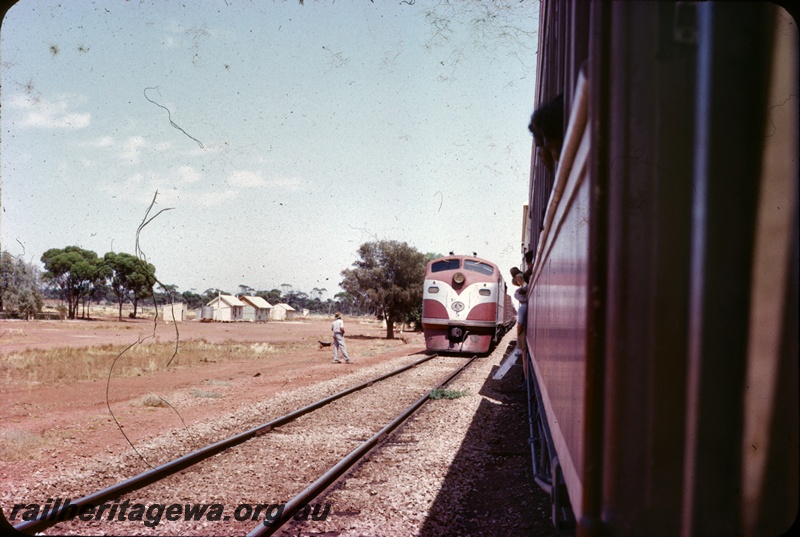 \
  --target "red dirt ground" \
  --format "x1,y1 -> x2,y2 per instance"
0,316 -> 425,498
